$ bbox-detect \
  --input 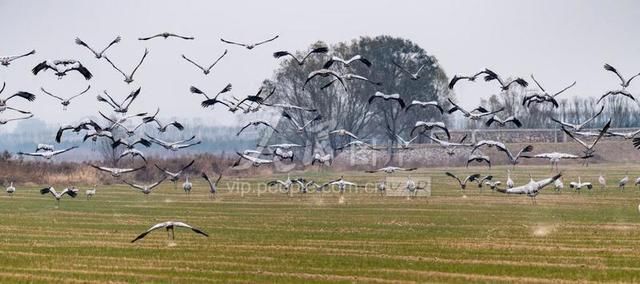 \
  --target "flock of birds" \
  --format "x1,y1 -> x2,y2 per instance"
1,32 -> 640,241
